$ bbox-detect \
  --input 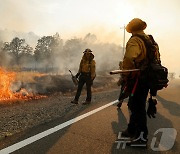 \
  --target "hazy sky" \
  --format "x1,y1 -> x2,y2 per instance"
0,0 -> 180,76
